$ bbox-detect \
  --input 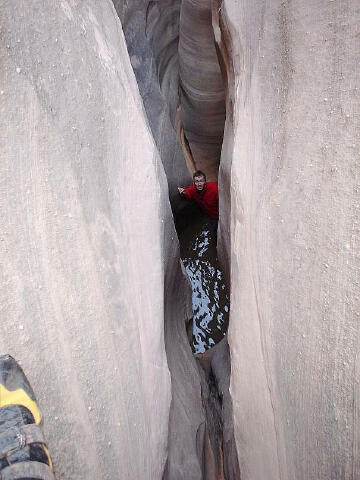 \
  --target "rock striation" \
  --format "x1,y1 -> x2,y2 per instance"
113,0 -> 191,210
0,1 -> 177,478
1,0 -> 359,479
178,0 -> 226,180
218,1 -> 360,479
